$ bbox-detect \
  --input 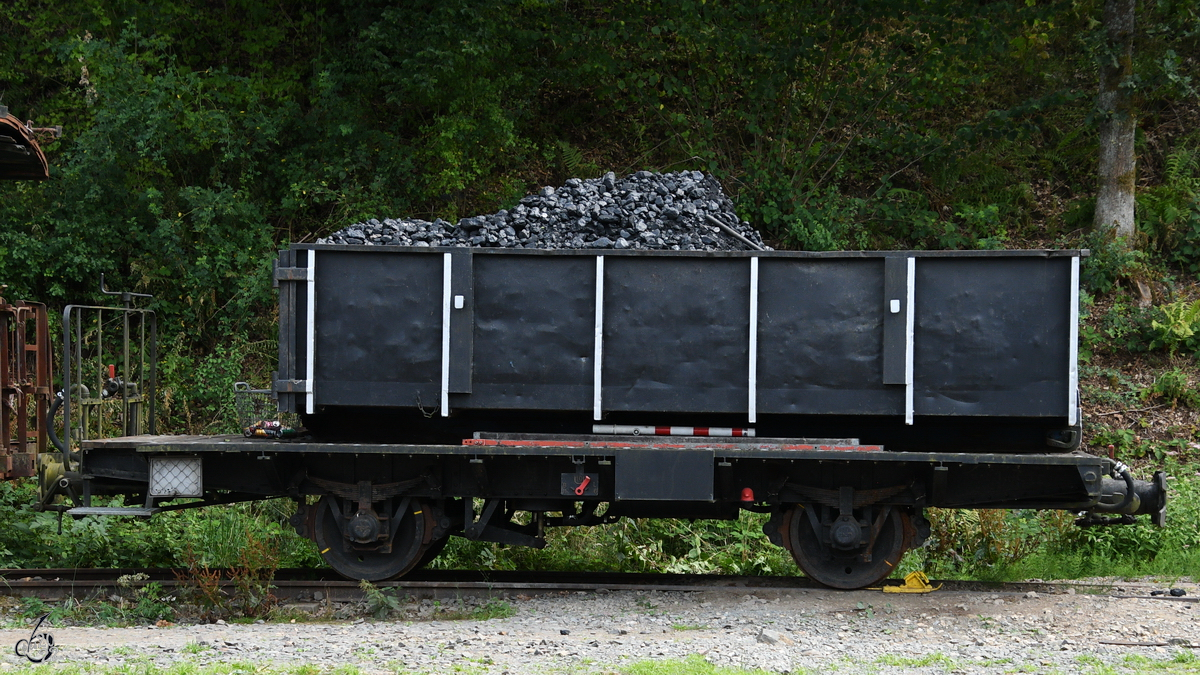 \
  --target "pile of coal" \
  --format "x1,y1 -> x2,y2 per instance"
318,170 -> 771,251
